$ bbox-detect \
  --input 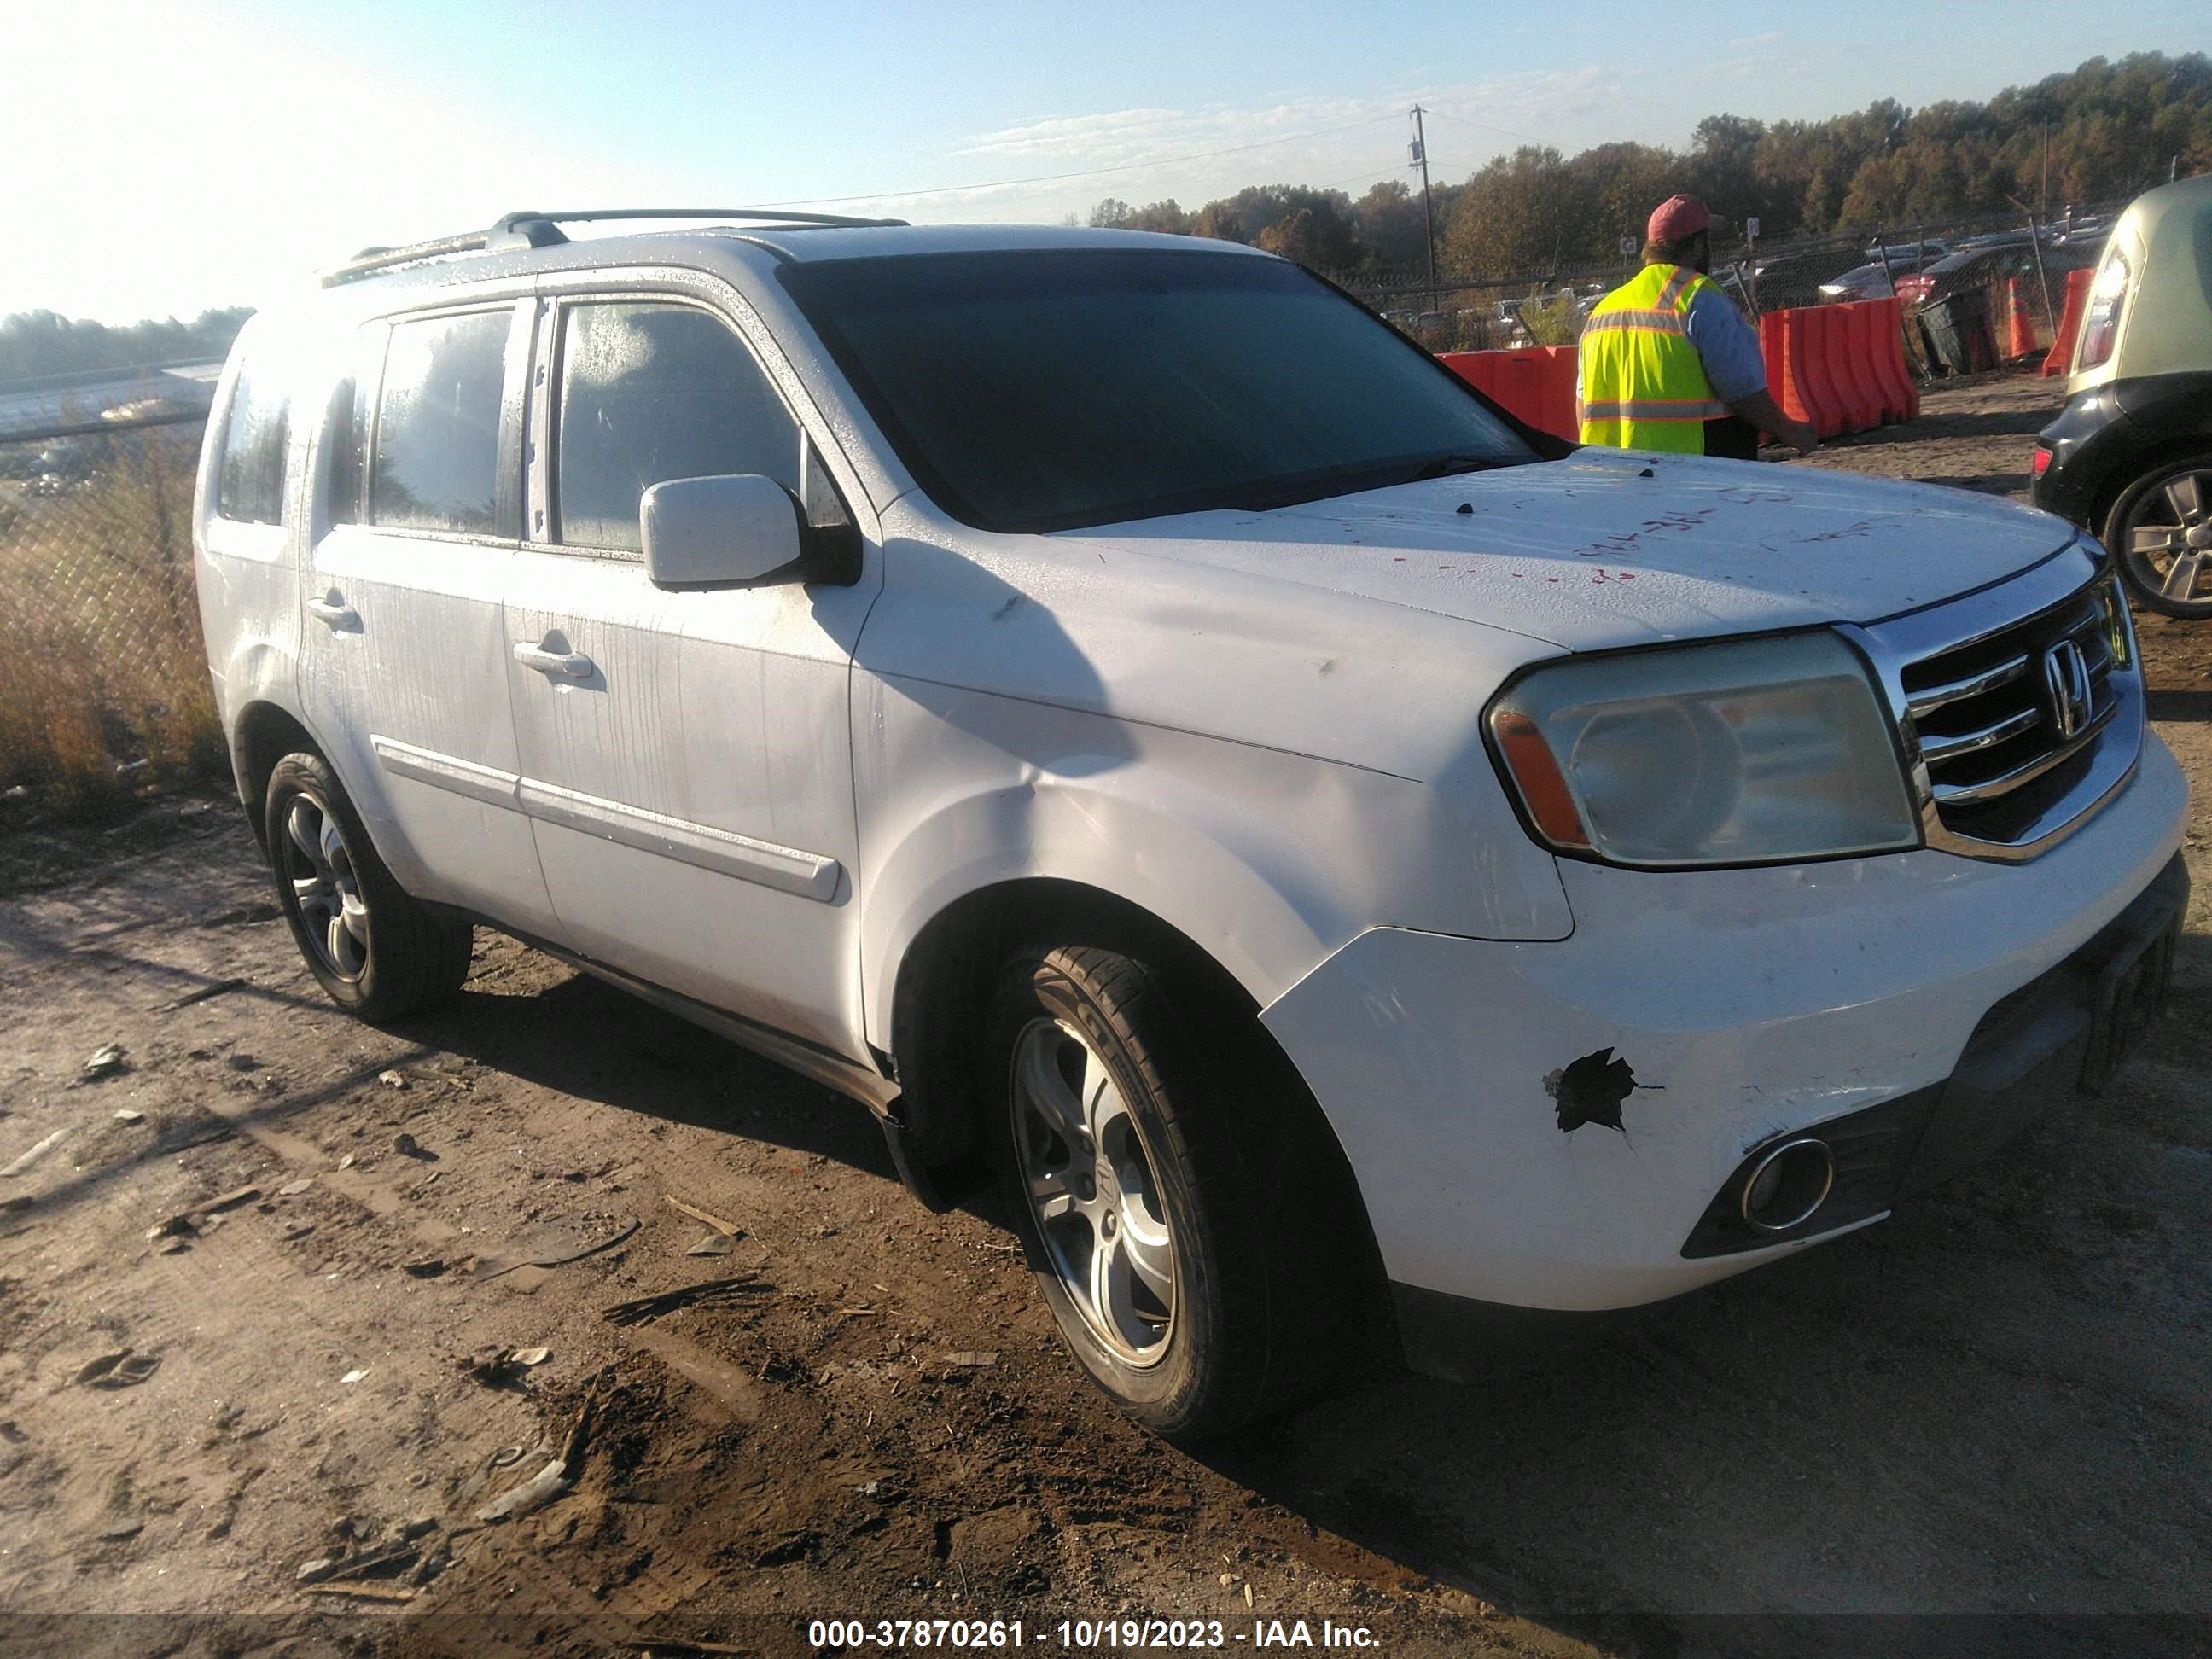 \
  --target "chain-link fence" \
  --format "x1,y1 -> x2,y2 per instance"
0,406 -> 222,818
1345,200 -> 2126,361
